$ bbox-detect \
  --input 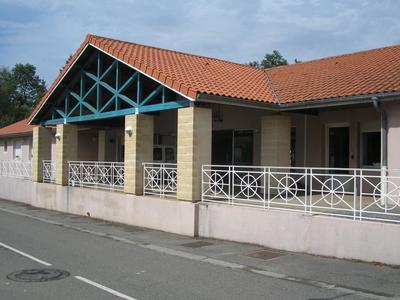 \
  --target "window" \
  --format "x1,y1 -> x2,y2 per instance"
362,131 -> 381,167
165,147 -> 175,163
4,139 -> 7,152
153,147 -> 162,162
